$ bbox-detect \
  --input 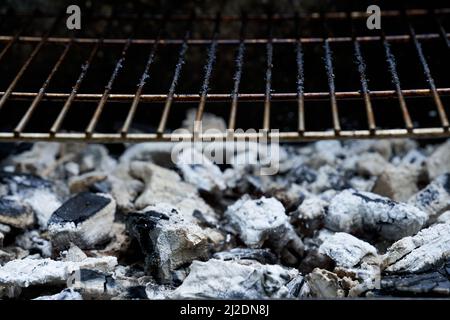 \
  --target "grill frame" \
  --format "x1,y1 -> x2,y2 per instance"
0,6 -> 449,143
